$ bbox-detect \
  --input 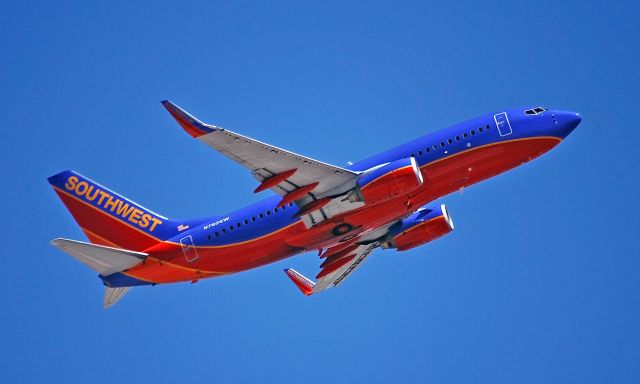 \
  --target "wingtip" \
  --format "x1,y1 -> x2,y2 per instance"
284,268 -> 315,296
161,100 -> 215,138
